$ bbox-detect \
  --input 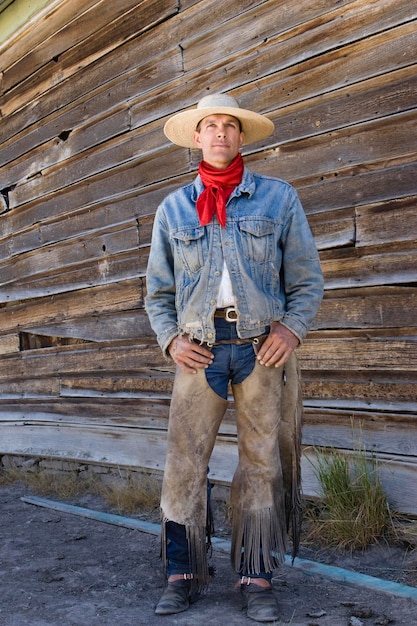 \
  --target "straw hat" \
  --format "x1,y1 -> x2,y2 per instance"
163,93 -> 274,148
